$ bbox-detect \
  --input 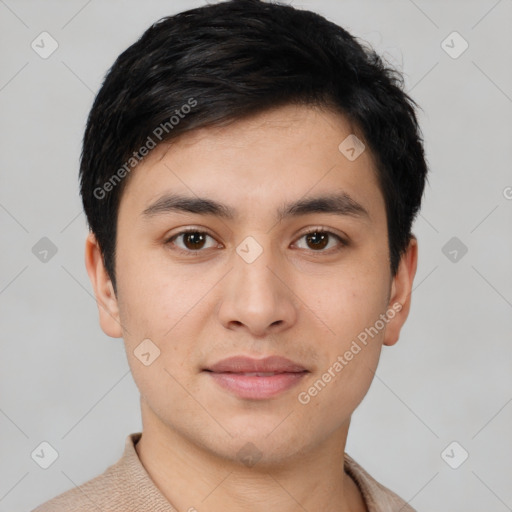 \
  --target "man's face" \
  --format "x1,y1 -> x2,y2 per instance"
90,104 -> 414,465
